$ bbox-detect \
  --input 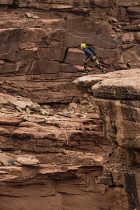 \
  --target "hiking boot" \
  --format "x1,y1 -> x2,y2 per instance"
102,69 -> 107,74
82,71 -> 88,75
84,63 -> 87,71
